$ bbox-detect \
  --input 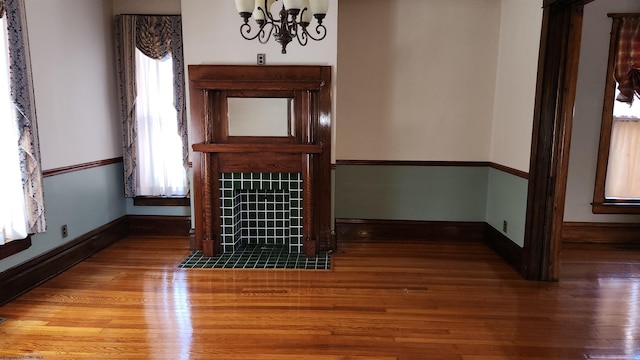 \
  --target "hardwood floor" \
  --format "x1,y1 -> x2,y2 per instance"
0,236 -> 639,359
